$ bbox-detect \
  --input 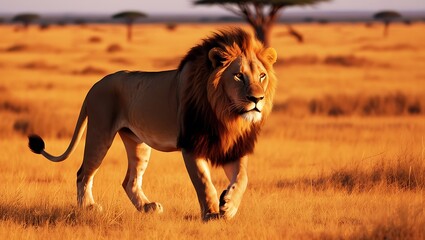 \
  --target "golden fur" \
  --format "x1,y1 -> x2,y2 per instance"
28,28 -> 277,220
